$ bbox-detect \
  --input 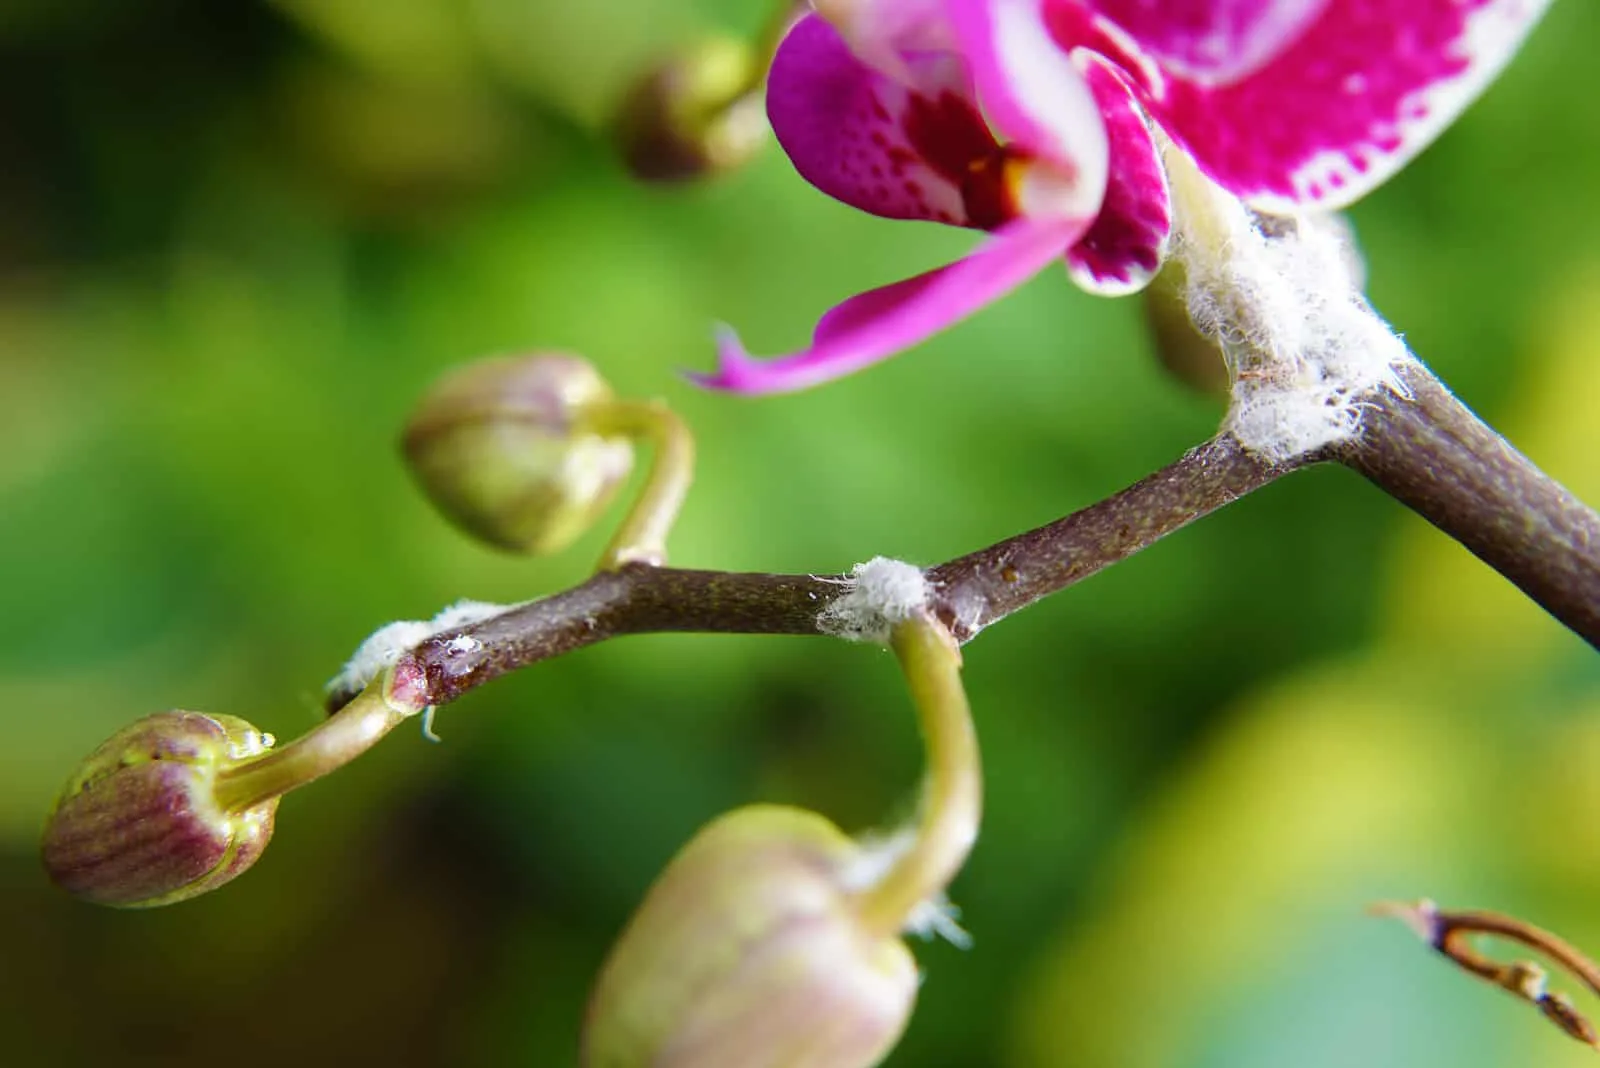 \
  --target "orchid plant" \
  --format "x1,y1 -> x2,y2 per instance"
38,2 -> 1600,1066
